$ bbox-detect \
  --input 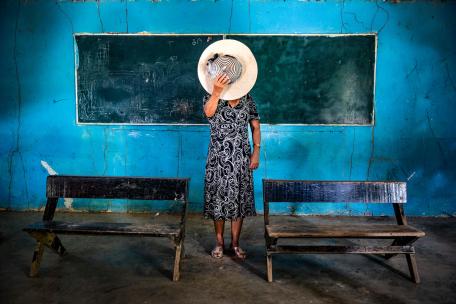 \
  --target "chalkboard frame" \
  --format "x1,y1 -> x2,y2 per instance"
73,33 -> 377,126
